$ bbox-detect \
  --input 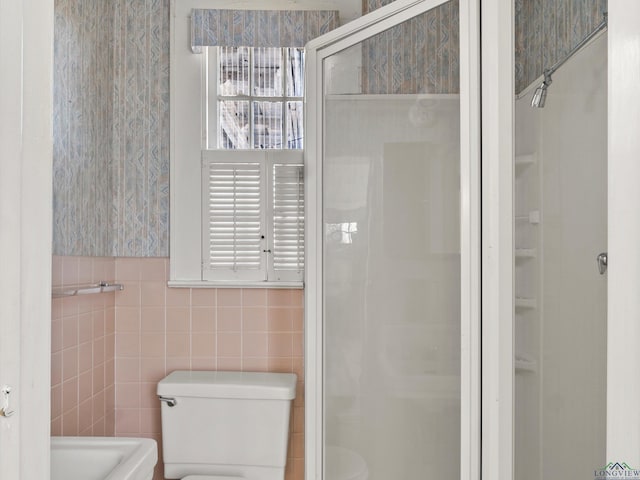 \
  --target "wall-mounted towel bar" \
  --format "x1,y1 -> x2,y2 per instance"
52,281 -> 124,298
